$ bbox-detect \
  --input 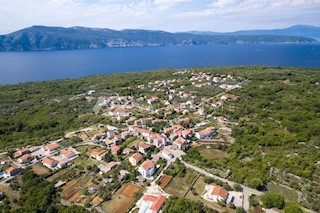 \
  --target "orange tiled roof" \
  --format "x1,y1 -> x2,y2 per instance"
143,195 -> 166,212
42,157 -> 57,165
130,153 -> 143,161
141,160 -> 155,170
211,186 -> 228,200
139,142 -> 151,149
44,143 -> 60,151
